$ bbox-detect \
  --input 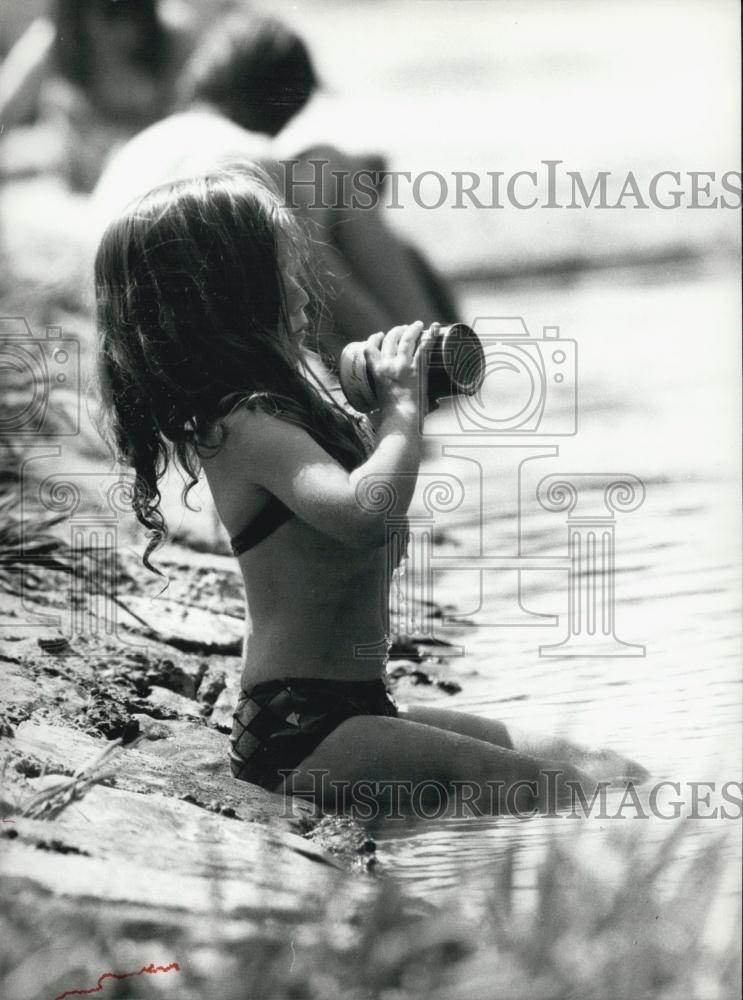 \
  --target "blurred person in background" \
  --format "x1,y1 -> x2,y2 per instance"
0,0 -> 196,190
183,13 -> 459,353
93,13 -> 457,364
